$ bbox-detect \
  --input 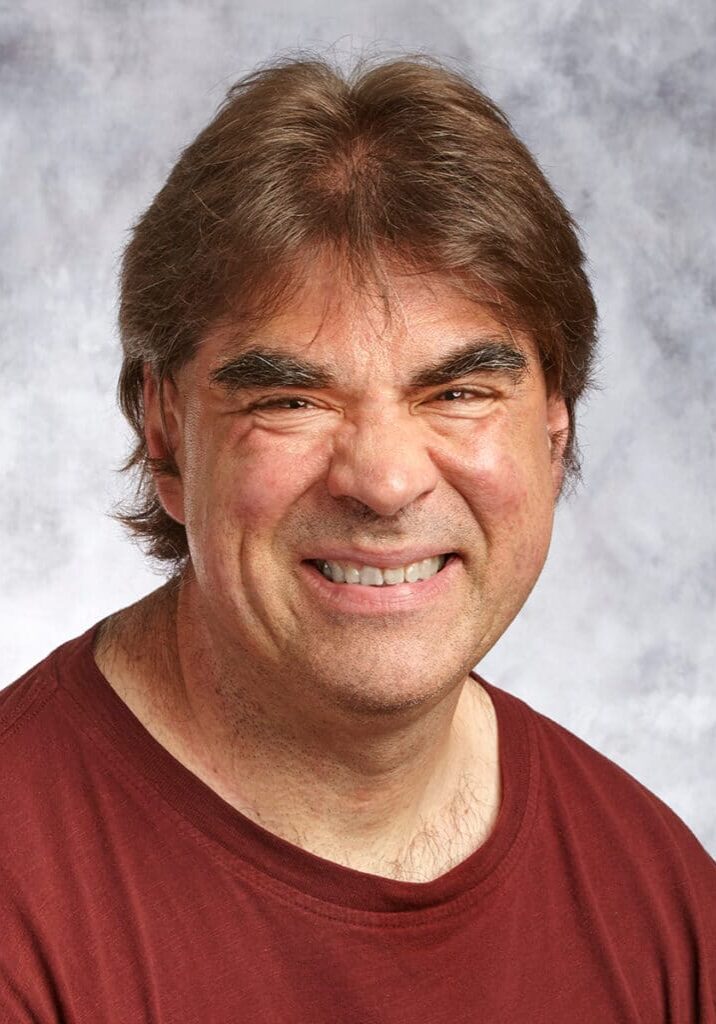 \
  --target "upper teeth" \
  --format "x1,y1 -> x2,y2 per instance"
316,555 -> 449,586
